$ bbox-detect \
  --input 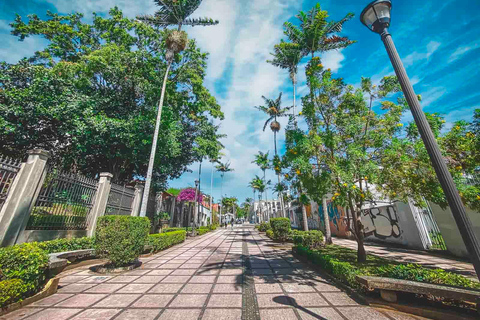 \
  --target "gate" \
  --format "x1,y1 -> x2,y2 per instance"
409,198 -> 447,250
